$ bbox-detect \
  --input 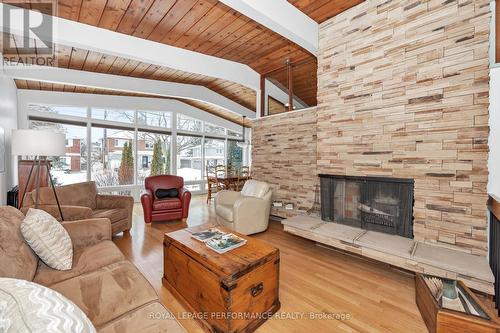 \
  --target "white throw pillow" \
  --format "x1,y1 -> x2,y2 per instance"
0,277 -> 96,333
21,208 -> 73,270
